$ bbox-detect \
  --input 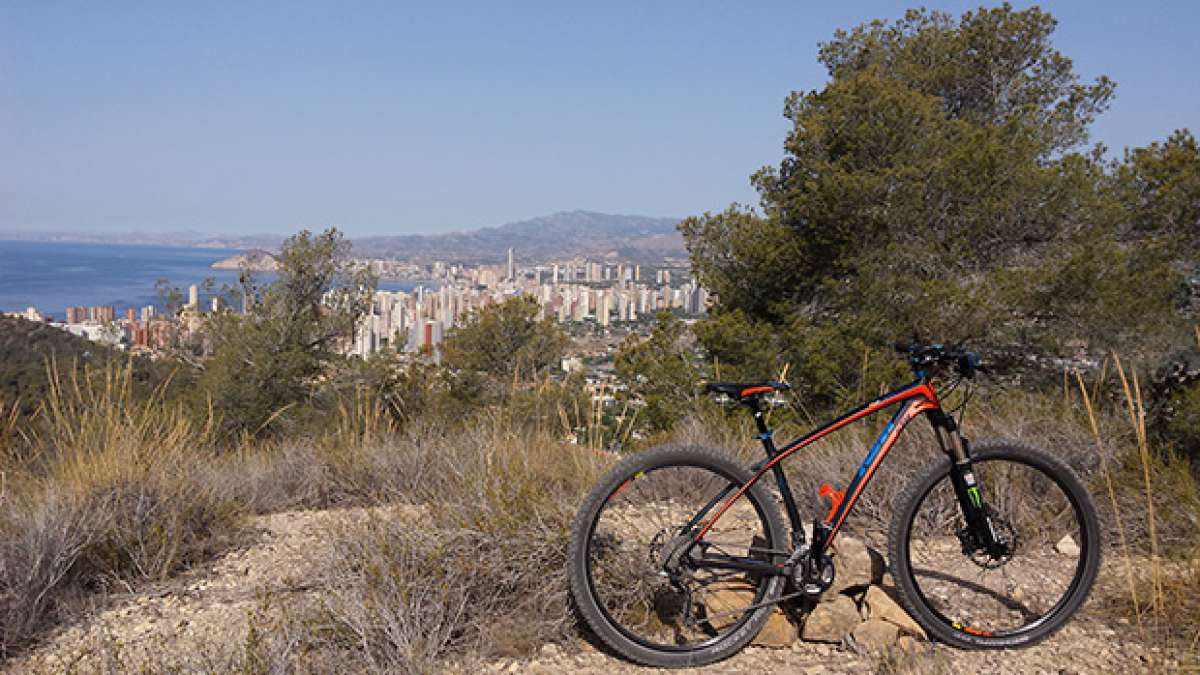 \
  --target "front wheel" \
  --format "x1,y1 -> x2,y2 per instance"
567,444 -> 787,668
888,441 -> 1101,648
